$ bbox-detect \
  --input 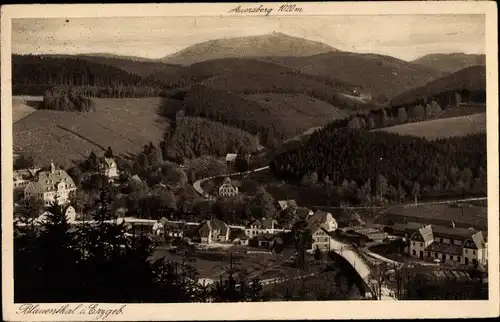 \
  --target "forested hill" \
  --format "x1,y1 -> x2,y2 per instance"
412,53 -> 486,74
163,116 -> 260,160
271,128 -> 486,203
390,65 -> 486,107
50,54 -> 182,79
259,51 -> 445,98
12,54 -> 165,95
